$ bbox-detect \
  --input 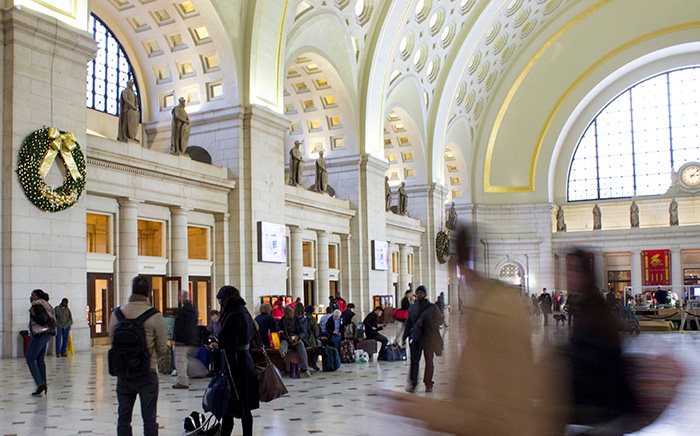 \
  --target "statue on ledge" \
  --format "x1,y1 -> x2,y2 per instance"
670,198 -> 679,226
288,140 -> 303,186
385,176 -> 391,211
592,203 -> 601,230
630,201 -> 639,228
556,205 -> 566,232
398,182 -> 408,215
315,151 -> 327,194
171,97 -> 190,155
447,202 -> 458,230
117,80 -> 139,142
